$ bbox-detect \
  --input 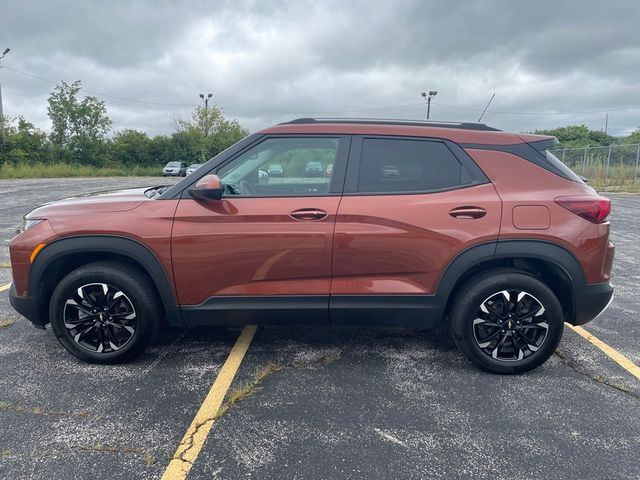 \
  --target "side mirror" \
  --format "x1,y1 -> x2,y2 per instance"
189,174 -> 223,201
